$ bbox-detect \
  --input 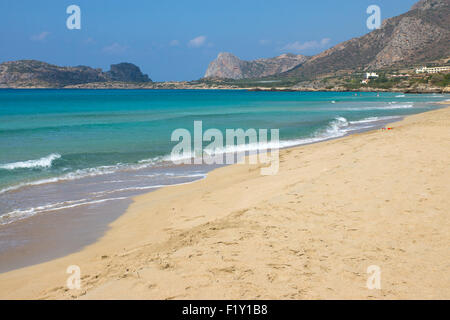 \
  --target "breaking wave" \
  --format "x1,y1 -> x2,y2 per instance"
0,153 -> 61,170
0,116 -> 392,196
